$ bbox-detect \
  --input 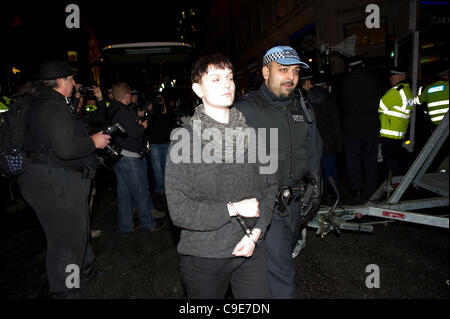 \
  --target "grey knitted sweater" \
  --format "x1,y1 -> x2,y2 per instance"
165,108 -> 277,258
